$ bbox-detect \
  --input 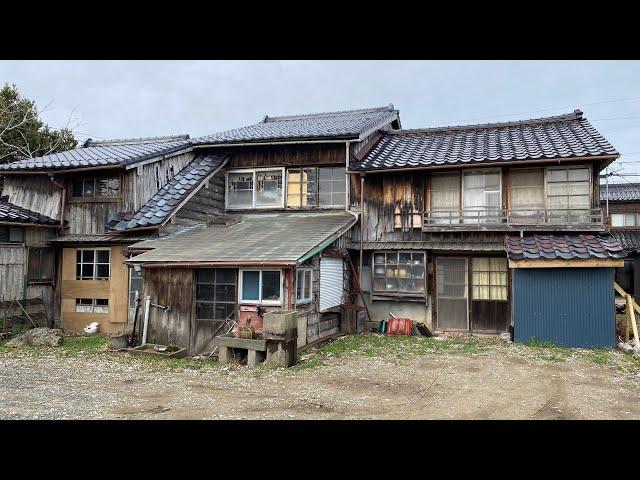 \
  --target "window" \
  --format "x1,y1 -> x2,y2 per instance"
76,249 -> 110,280
430,173 -> 461,224
75,298 -> 109,313
546,167 -> 590,221
239,269 -> 282,304
28,248 -> 55,283
296,267 -> 313,304
72,176 -> 120,198
318,167 -> 346,207
287,168 -> 317,208
462,170 -> 502,223
0,225 -> 25,243
510,168 -> 545,219
611,213 -> 640,227
195,269 -> 237,321
227,169 -> 284,209
472,257 -> 507,301
372,252 -> 426,295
